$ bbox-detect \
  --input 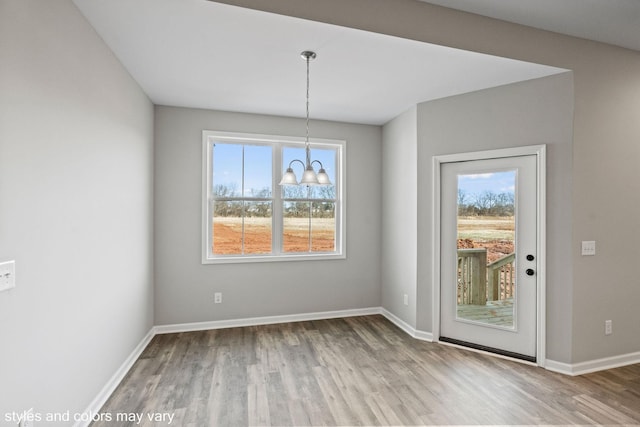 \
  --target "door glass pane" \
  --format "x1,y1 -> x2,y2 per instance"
456,171 -> 516,328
